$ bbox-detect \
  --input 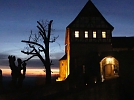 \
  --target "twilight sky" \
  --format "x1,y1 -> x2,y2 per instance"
0,0 -> 134,69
